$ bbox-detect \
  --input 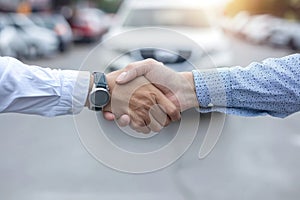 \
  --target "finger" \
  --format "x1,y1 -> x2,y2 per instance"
149,104 -> 171,127
116,114 -> 131,127
116,59 -> 160,84
147,112 -> 163,133
156,92 -> 181,122
116,69 -> 145,85
103,112 -> 115,121
130,120 -> 151,134
126,109 -> 150,134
